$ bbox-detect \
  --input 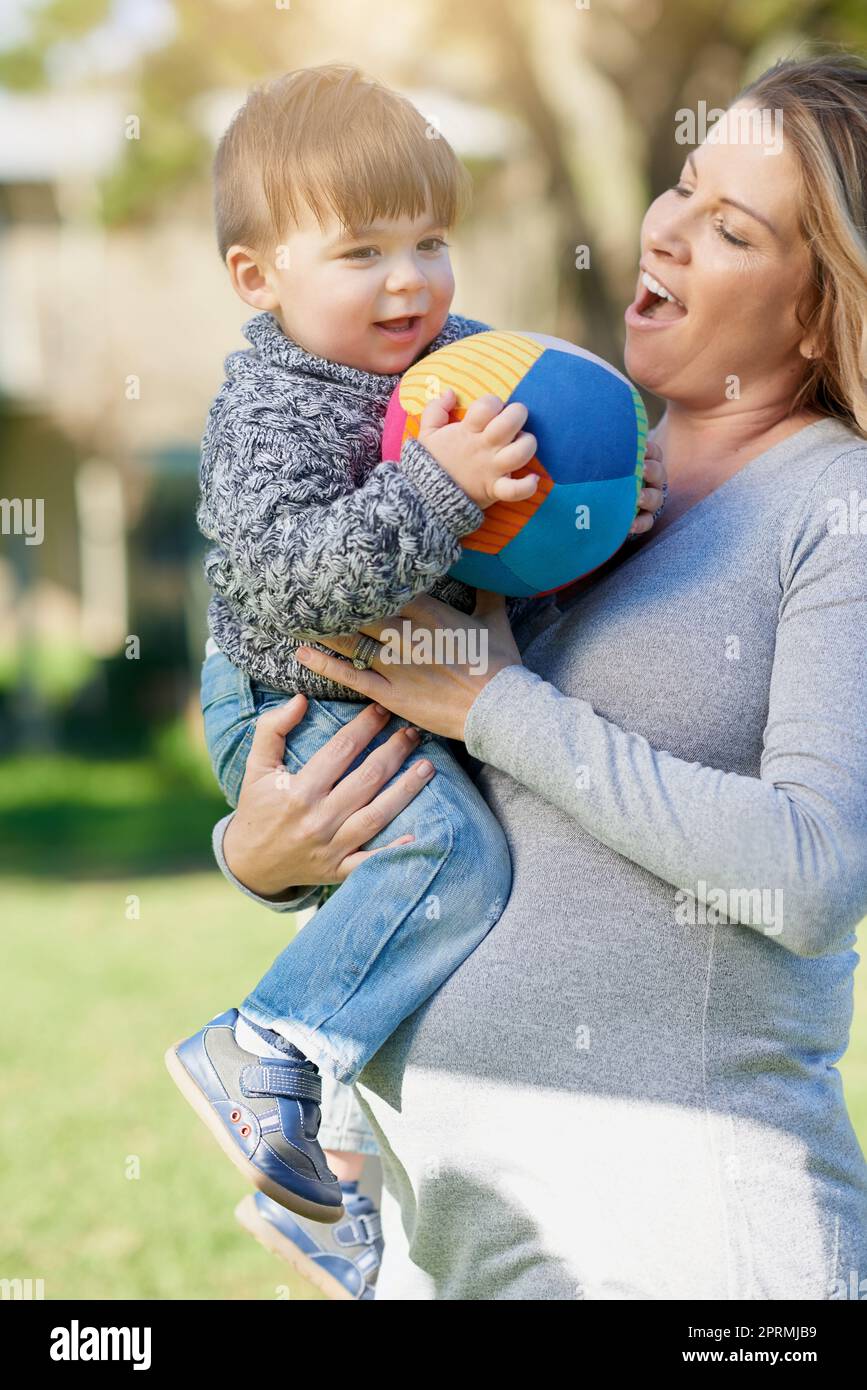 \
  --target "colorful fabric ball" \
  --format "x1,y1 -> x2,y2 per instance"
382,330 -> 648,596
